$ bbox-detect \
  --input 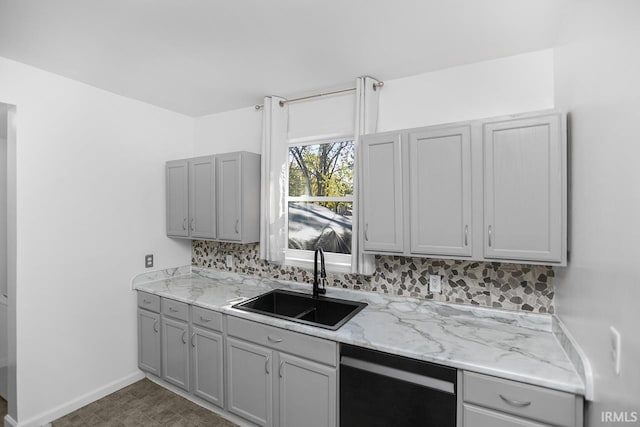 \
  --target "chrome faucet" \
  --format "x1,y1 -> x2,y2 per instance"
313,248 -> 327,298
